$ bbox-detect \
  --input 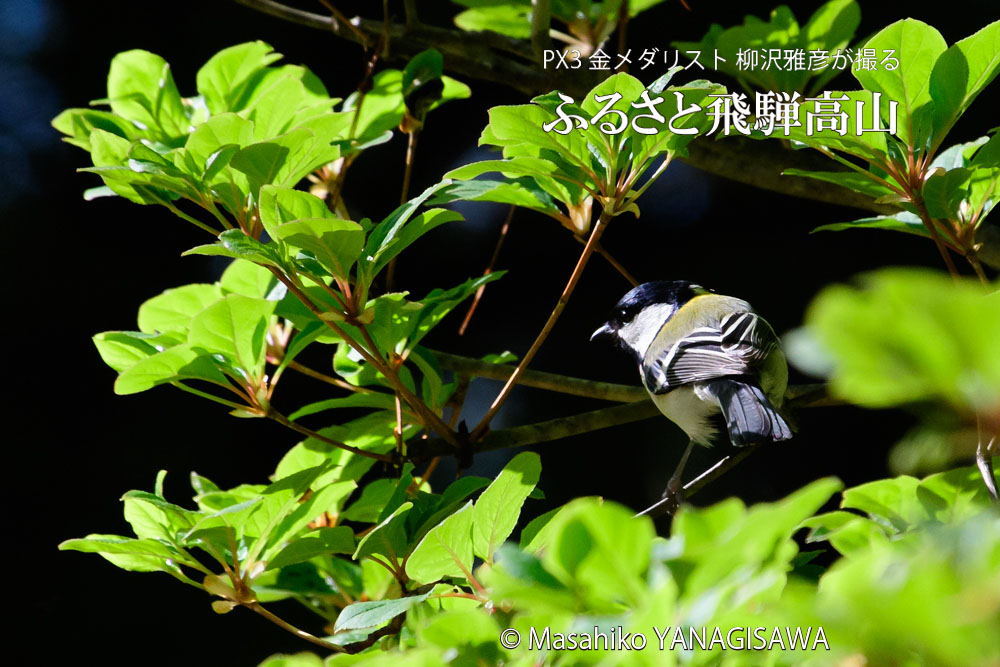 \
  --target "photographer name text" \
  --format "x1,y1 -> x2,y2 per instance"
499,625 -> 831,652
